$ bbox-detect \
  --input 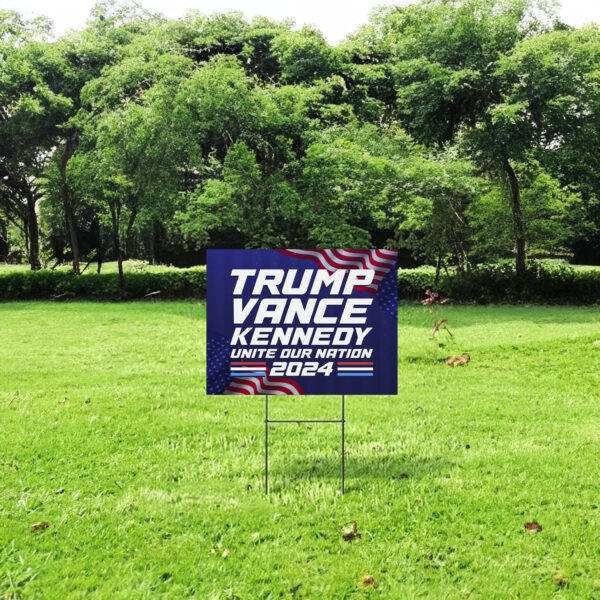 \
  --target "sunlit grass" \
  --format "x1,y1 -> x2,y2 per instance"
1,302 -> 599,598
